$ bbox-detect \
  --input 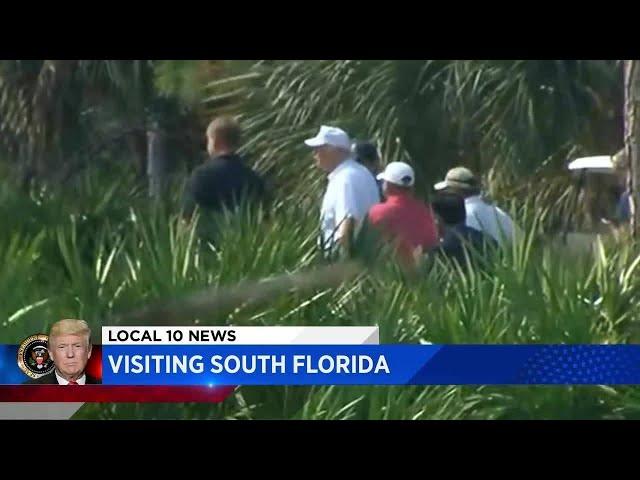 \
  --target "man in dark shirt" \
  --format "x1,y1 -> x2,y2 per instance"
182,116 -> 266,220
429,192 -> 497,267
